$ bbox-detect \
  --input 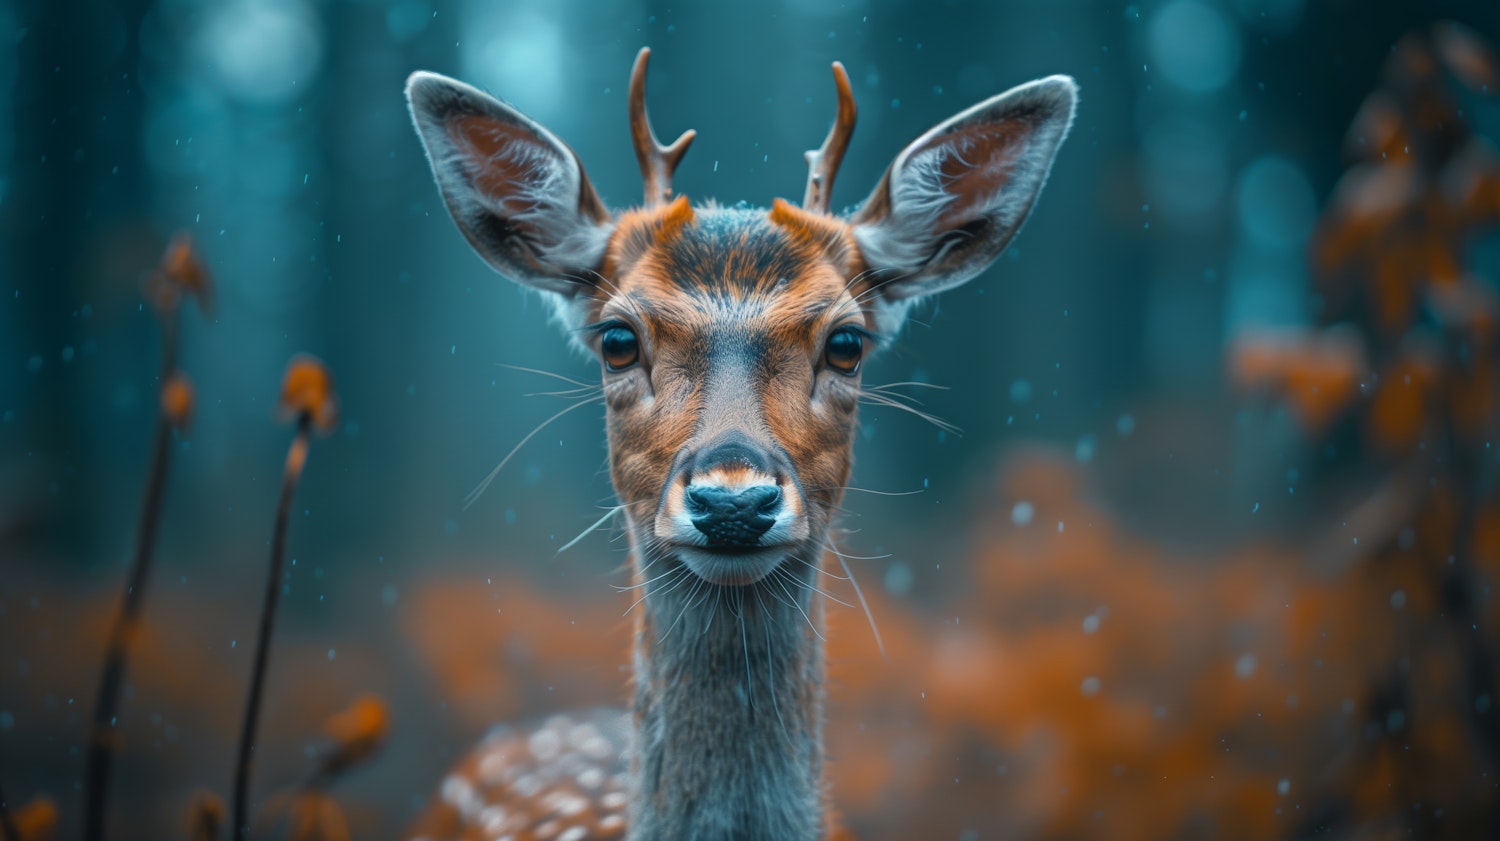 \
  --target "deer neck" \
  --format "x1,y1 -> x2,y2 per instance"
625,544 -> 827,841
